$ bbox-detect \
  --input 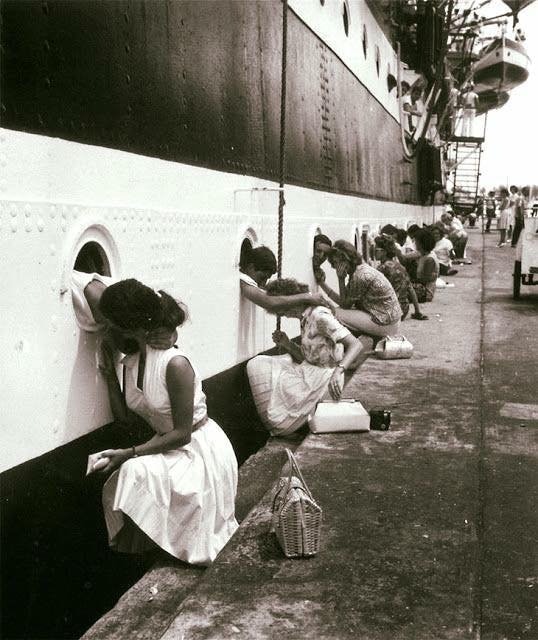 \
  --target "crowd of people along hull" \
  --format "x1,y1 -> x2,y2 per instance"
1,0 -> 447,477
1,2 -> 532,637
